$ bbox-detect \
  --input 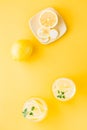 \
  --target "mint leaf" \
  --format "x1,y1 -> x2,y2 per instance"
22,108 -> 28,117
63,95 -> 65,99
58,90 -> 60,93
57,95 -> 62,98
61,91 -> 64,95
29,112 -> 33,115
31,106 -> 35,111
